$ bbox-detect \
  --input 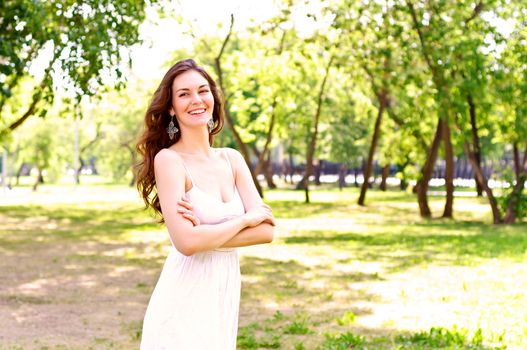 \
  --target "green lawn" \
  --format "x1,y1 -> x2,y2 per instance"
0,184 -> 525,349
